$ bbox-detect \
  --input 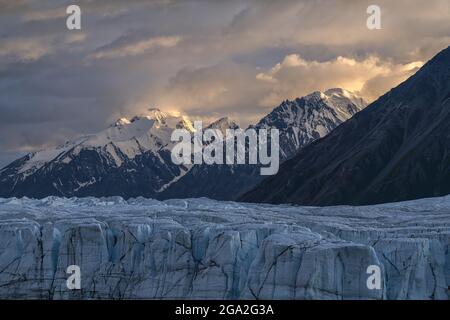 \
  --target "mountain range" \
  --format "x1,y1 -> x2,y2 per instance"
160,88 -> 365,200
0,89 -> 365,199
4,46 -> 449,205
241,45 -> 450,205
